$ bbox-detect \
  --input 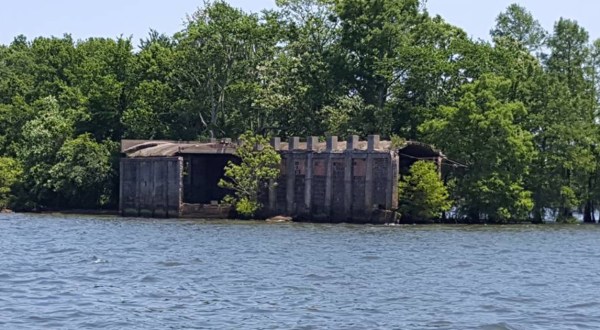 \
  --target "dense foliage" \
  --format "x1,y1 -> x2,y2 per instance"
1,0 -> 600,222
0,157 -> 22,209
398,161 -> 450,221
218,132 -> 281,216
